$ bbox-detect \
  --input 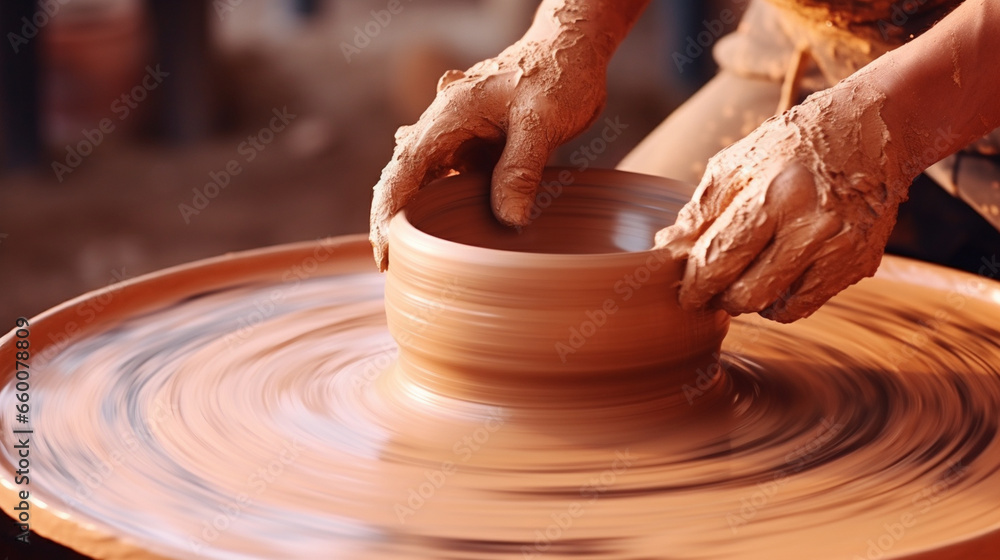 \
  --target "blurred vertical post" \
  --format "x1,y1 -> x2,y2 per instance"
295,0 -> 319,18
148,0 -> 211,142
0,0 -> 43,169
662,0 -> 713,95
